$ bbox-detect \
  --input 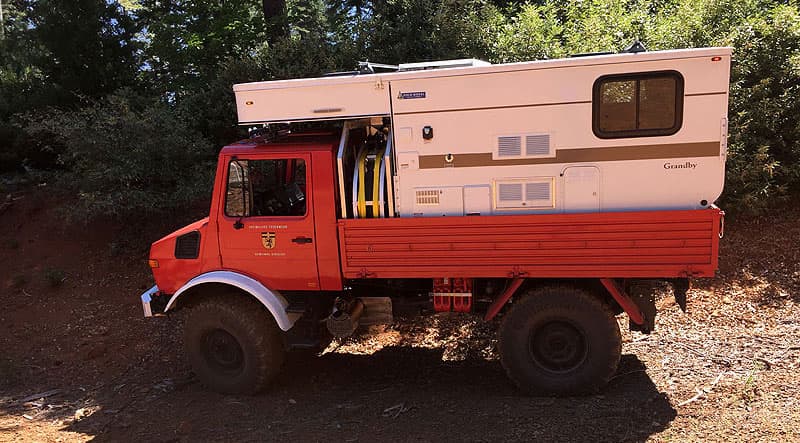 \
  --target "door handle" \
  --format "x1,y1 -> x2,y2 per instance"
292,236 -> 313,244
